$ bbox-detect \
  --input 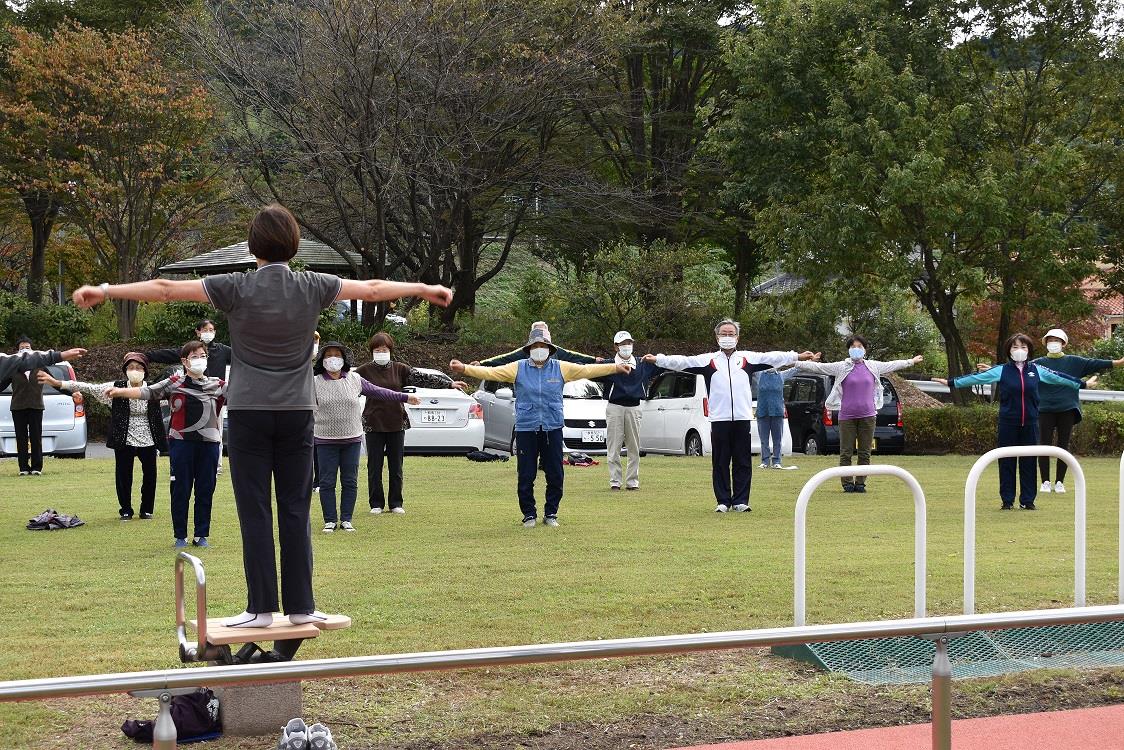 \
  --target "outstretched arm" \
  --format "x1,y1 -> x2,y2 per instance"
933,366 -> 1003,388
336,279 -> 452,307
1038,367 -> 1083,389
73,280 -> 207,308
452,360 -> 520,384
